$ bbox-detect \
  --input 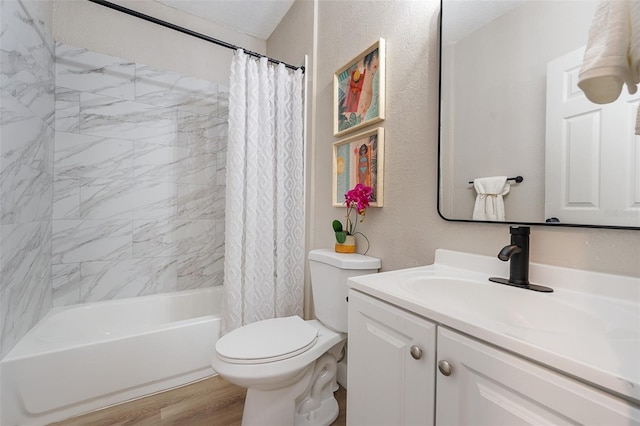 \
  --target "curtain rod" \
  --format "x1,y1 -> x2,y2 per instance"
87,0 -> 304,72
